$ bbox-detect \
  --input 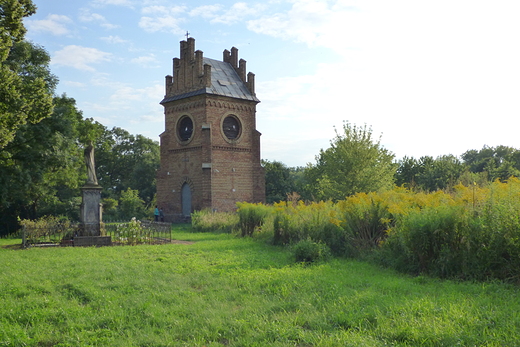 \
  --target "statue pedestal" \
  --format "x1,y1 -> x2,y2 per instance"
80,184 -> 103,236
